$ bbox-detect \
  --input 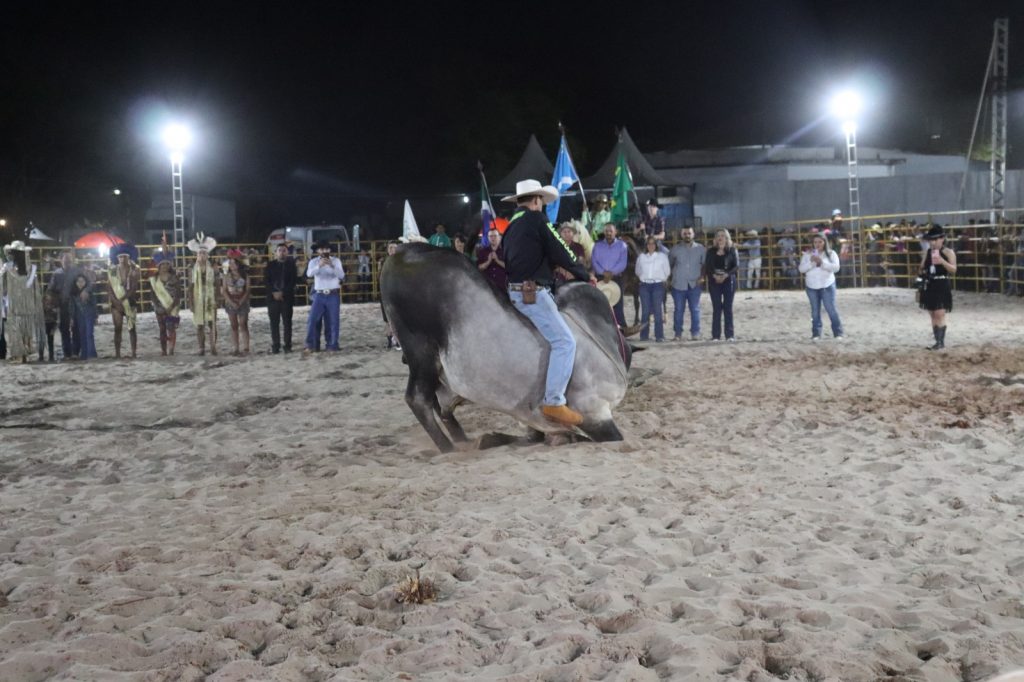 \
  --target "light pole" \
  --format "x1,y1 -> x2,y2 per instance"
830,91 -> 862,225
831,90 -> 863,286
161,124 -> 192,282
